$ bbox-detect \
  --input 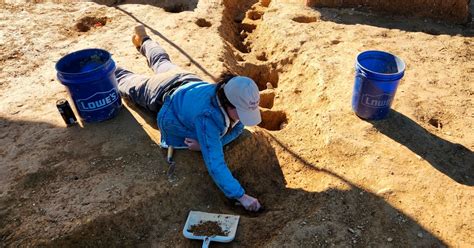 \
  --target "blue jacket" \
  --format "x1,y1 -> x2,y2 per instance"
157,81 -> 245,199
